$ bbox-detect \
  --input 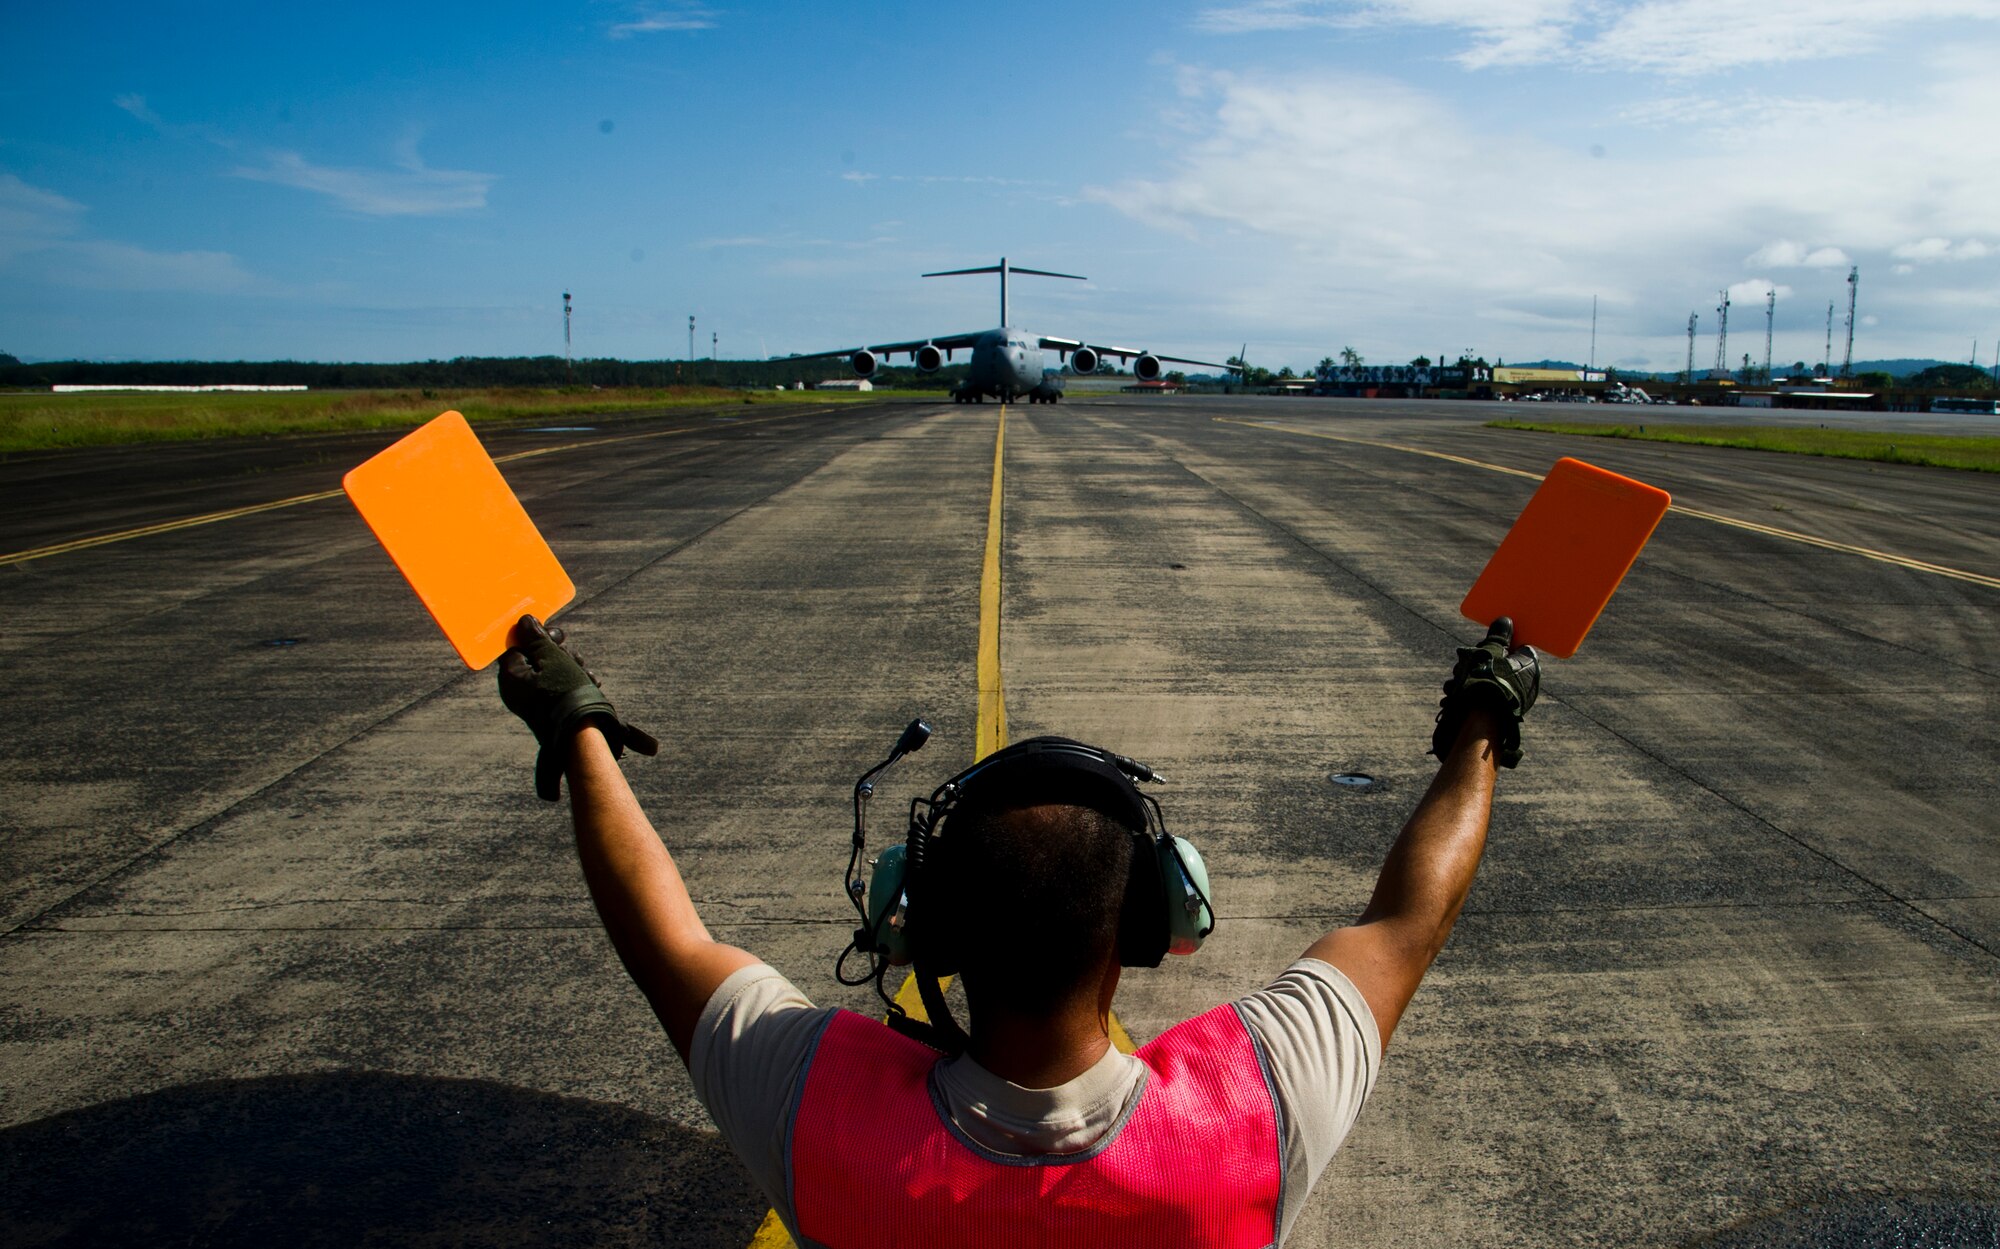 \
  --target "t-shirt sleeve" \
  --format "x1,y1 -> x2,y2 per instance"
1233,957 -> 1382,1242
686,962 -> 836,1216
